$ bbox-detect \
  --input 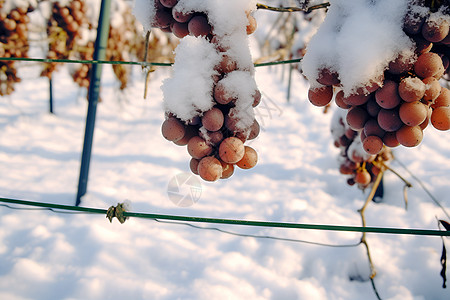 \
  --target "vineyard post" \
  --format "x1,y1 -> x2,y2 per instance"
76,0 -> 112,206
49,77 -> 53,114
